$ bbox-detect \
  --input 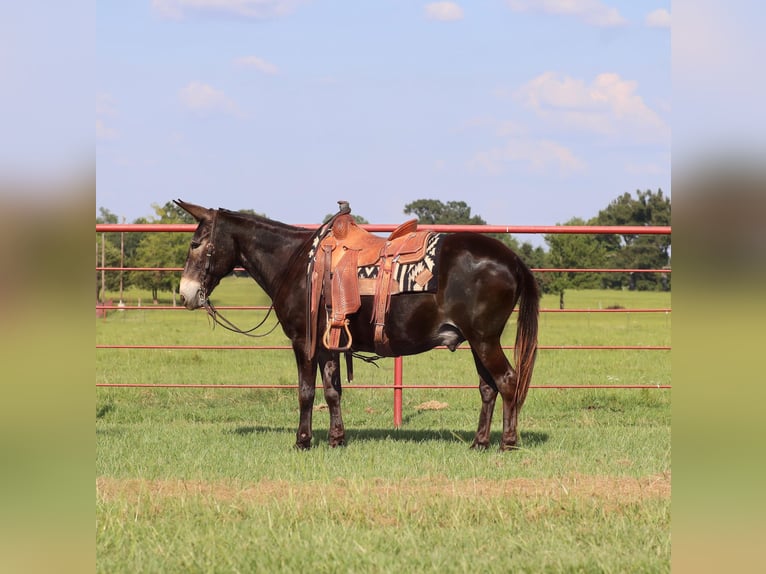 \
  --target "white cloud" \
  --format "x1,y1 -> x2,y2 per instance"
470,138 -> 586,175
234,55 -> 279,75
179,81 -> 241,115
645,8 -> 671,28
152,0 -> 305,19
507,0 -> 626,27
516,71 -> 669,142
424,2 -> 464,21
